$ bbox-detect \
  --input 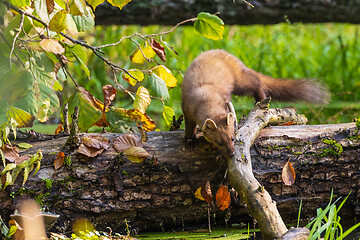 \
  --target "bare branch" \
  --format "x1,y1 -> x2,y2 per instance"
9,13 -> 24,69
